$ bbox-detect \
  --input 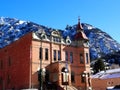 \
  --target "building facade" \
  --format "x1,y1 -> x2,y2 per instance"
92,68 -> 120,90
0,19 -> 92,90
